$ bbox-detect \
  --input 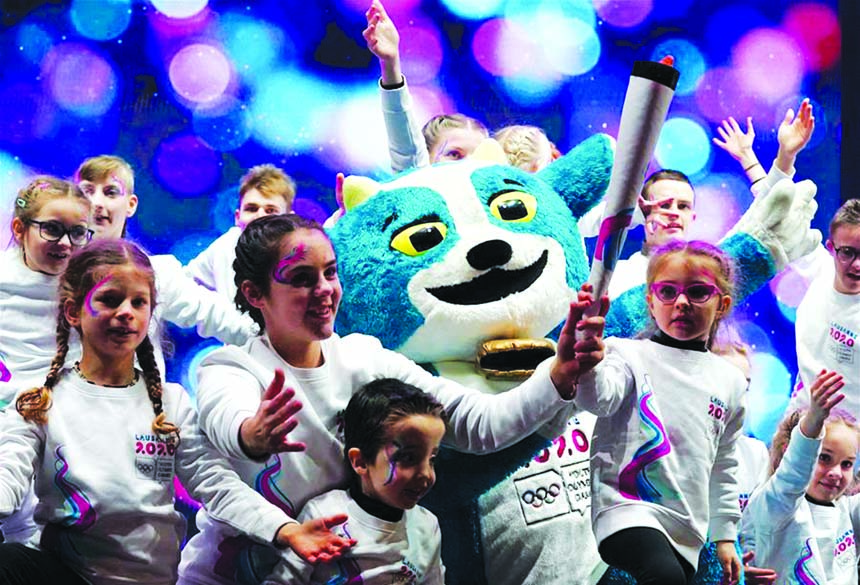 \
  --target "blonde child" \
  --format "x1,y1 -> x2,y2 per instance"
493,124 -> 560,173
0,177 -> 92,546
566,240 -> 746,585
75,155 -> 257,374
186,164 -> 296,303
743,370 -> 858,583
0,239 -> 346,585
276,378 -> 447,584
